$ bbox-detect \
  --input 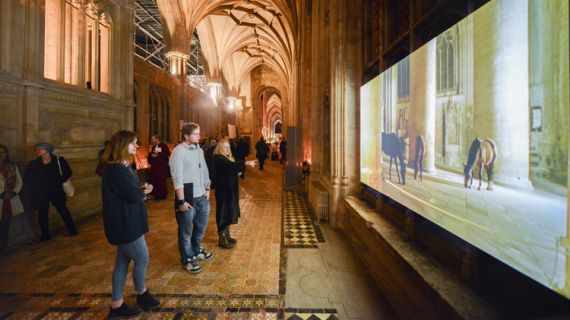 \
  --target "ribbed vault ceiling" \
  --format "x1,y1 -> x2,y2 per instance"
156,0 -> 297,97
